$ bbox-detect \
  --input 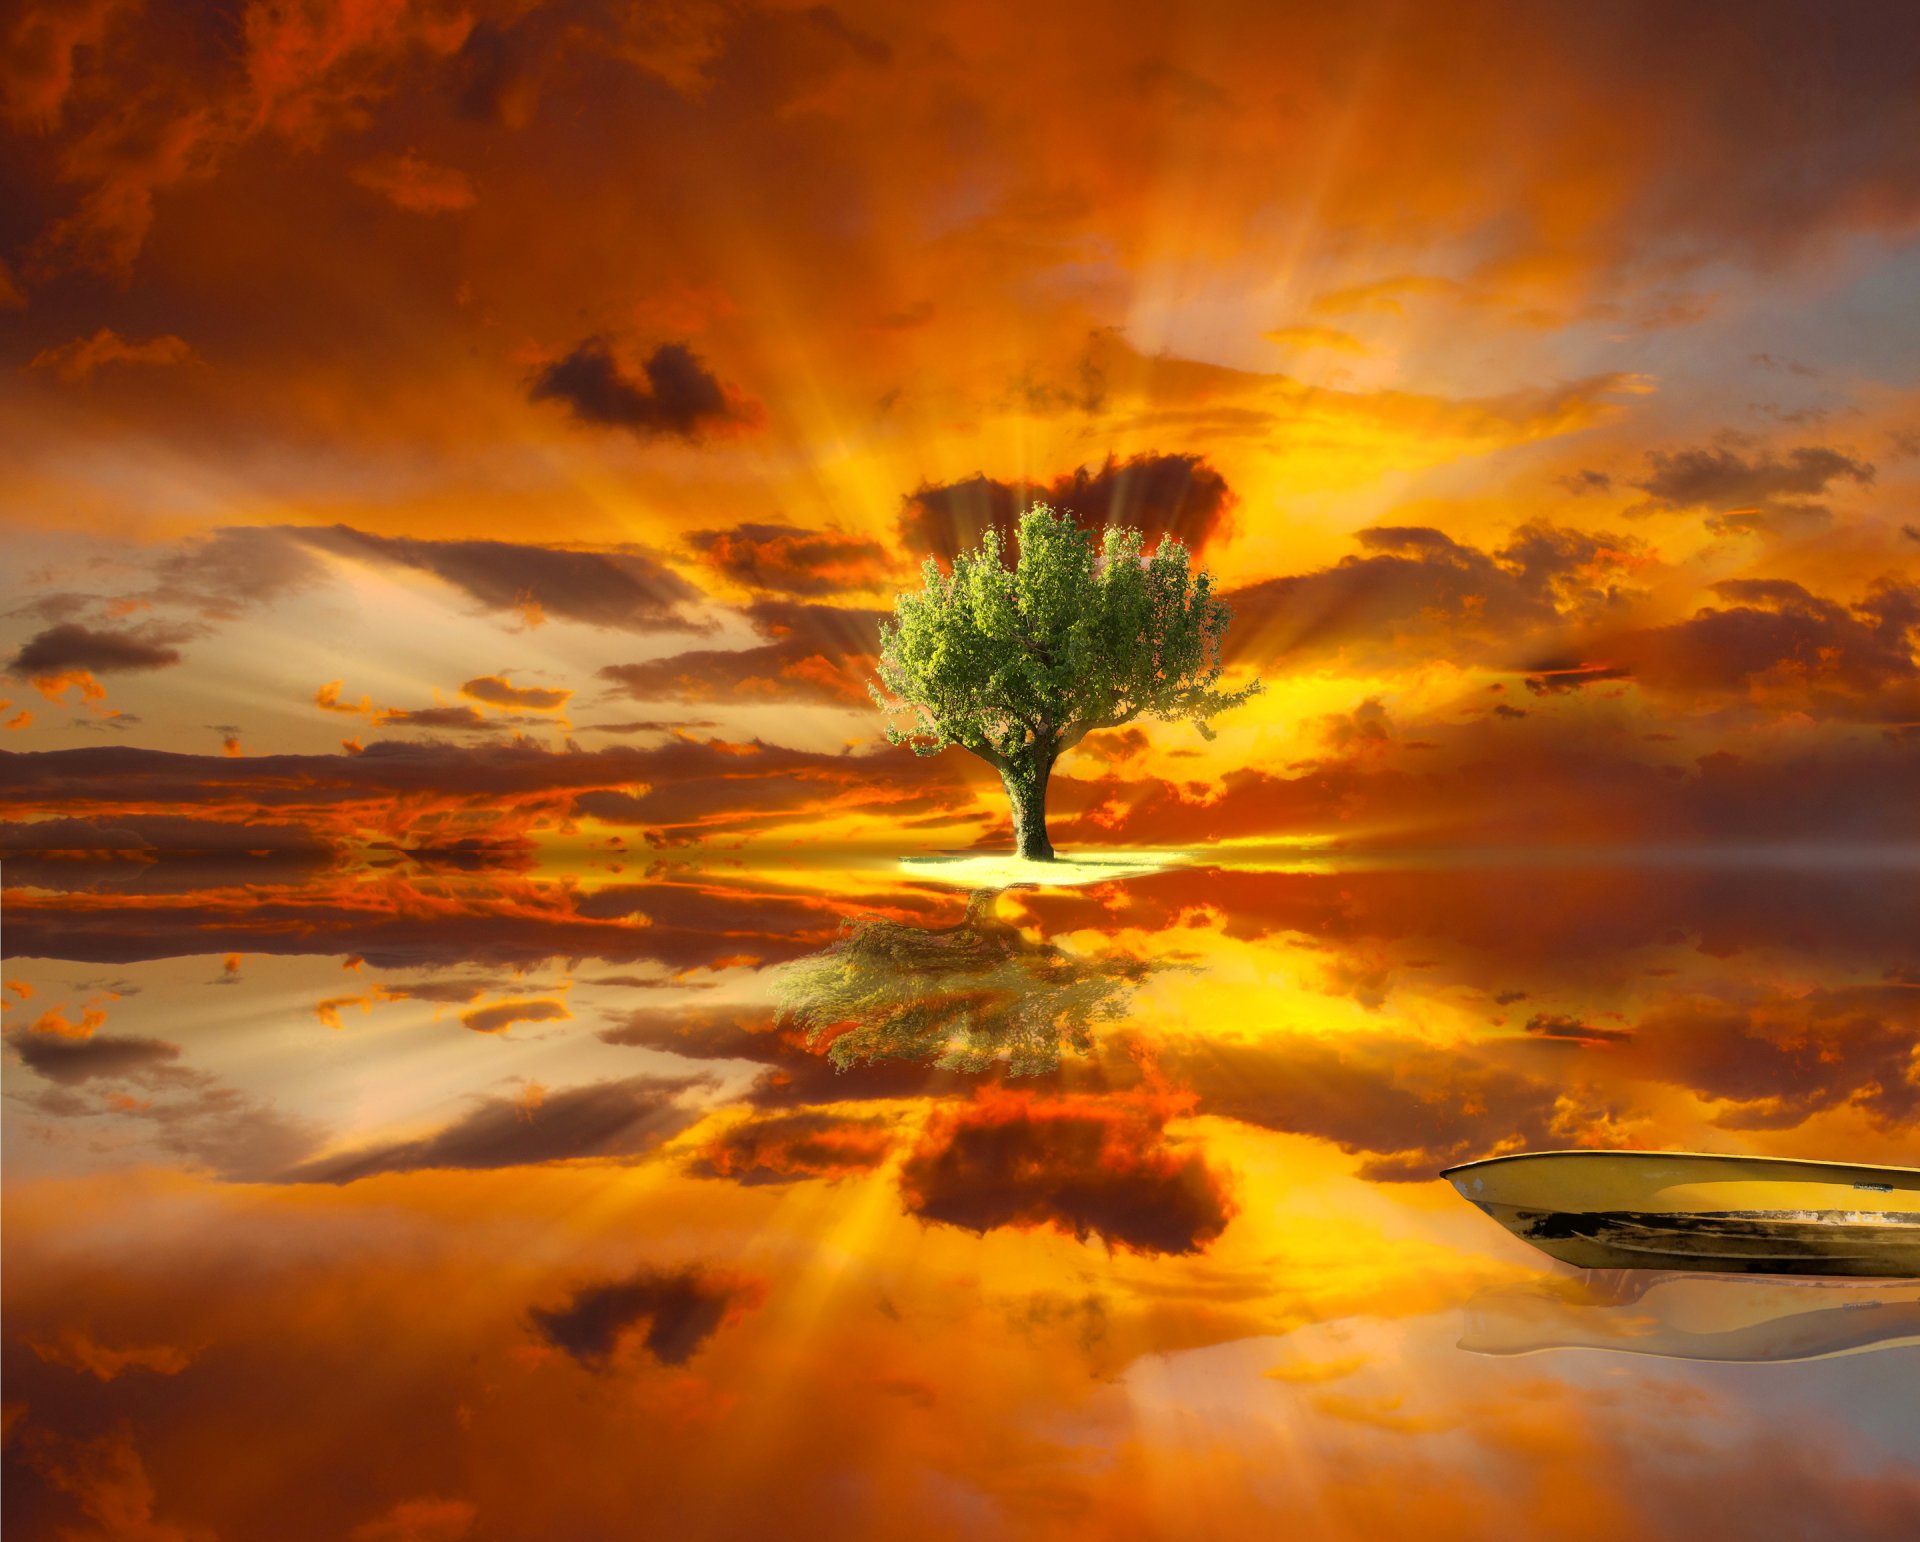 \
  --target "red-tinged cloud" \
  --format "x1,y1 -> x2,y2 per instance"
898,1090 -> 1237,1254
686,1110 -> 896,1184
28,1329 -> 197,1382
684,522 -> 894,597
280,1073 -> 712,1184
596,599 -> 882,705
1,0 -> 124,133
900,452 -> 1236,564
350,150 -> 475,213
12,1423 -> 212,1542
349,1496 -> 477,1542
28,327 -> 195,382
288,525 -> 706,633
529,1264 -> 763,1370
529,338 -> 758,441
